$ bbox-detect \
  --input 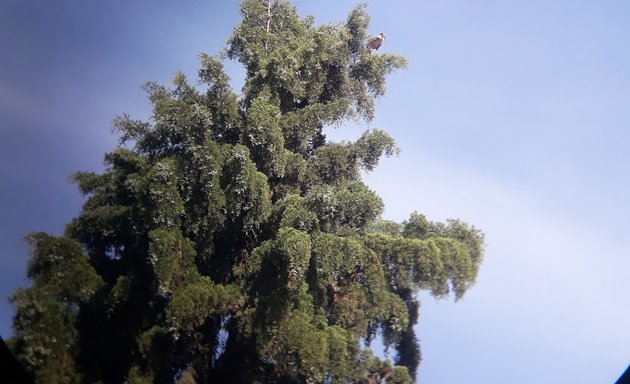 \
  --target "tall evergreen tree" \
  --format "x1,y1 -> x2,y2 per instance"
10,1 -> 484,383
